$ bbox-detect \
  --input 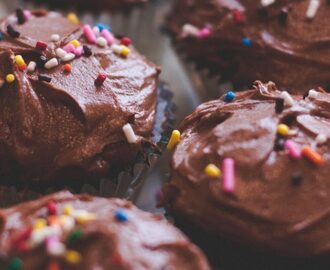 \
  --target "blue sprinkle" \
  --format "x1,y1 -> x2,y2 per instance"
224,91 -> 236,102
96,23 -> 112,32
115,209 -> 128,222
0,32 -> 3,41
242,37 -> 252,46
